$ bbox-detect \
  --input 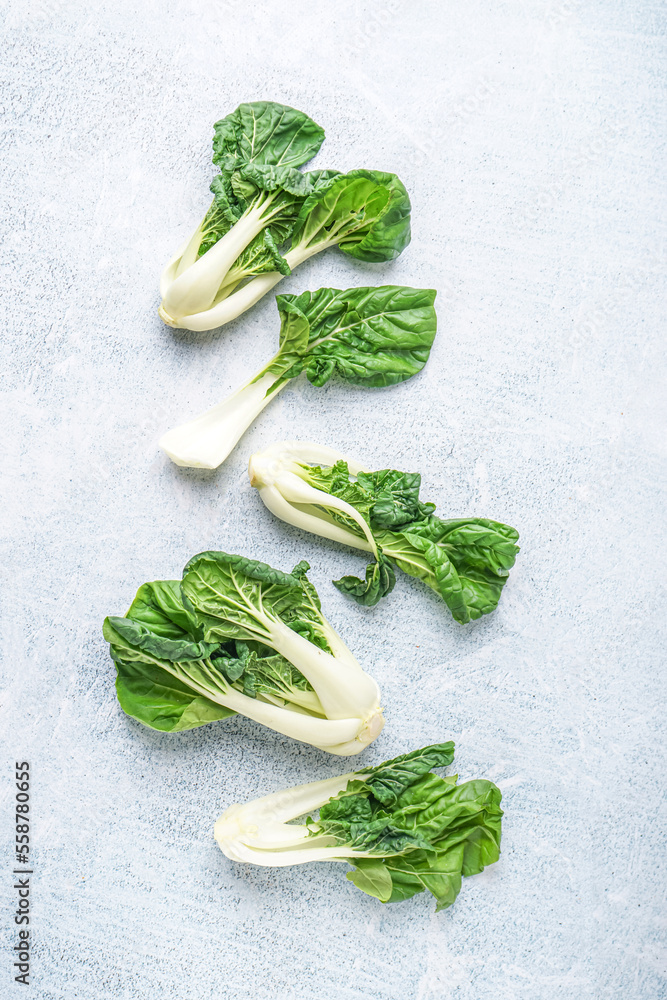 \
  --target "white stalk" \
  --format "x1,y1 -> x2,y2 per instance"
159,369 -> 288,469
167,269 -> 285,332
160,658 -> 373,753
204,686 -> 366,750
159,202 -> 270,324
163,238 -> 335,332
215,772 -> 374,865
159,234 -> 193,299
255,484 -> 370,551
249,440 -> 368,475
248,442 -> 375,553
265,617 -> 381,722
